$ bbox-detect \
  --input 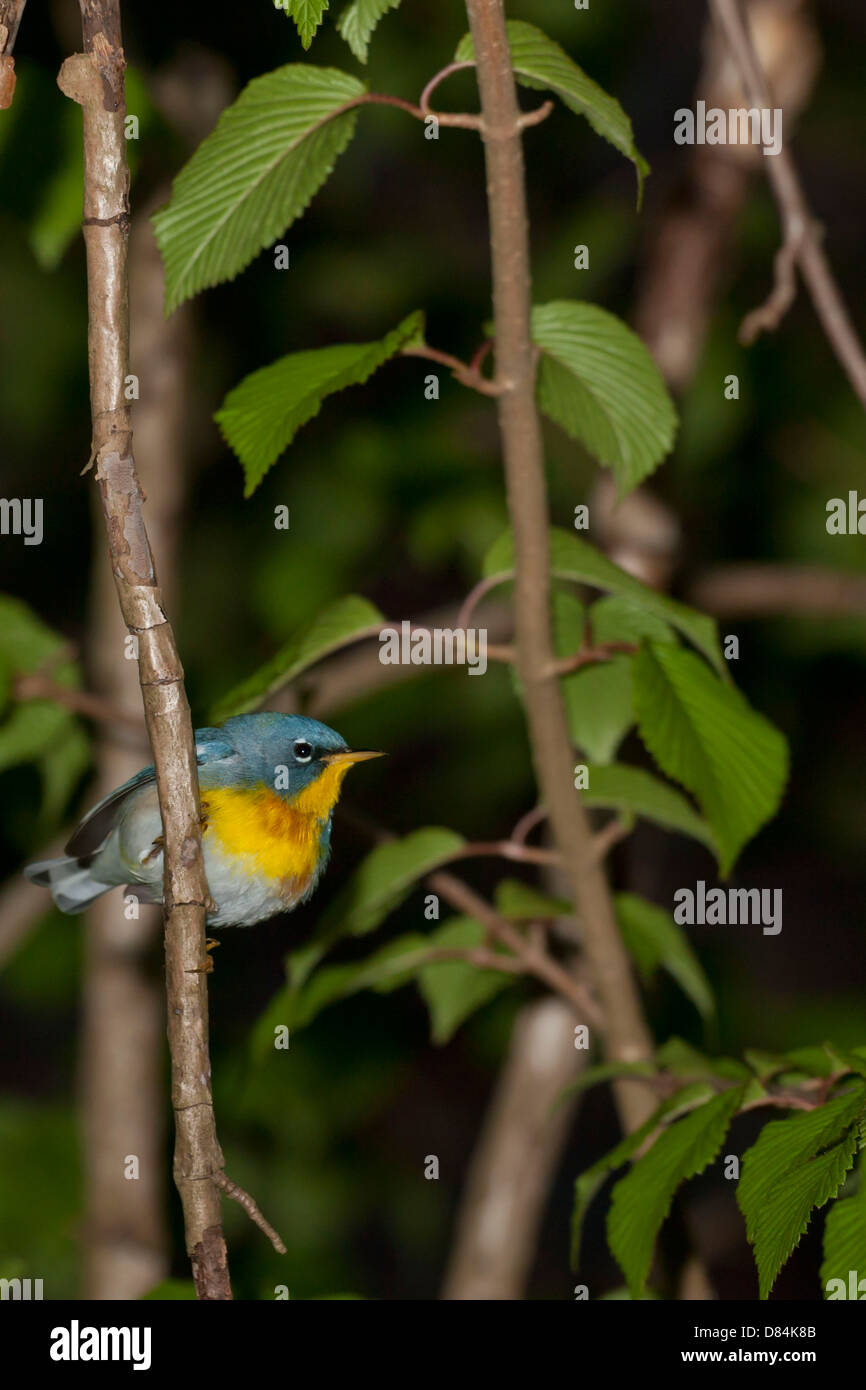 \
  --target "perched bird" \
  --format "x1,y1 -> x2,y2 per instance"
25,713 -> 381,927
